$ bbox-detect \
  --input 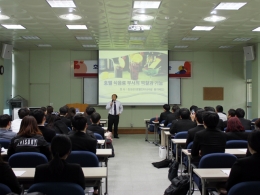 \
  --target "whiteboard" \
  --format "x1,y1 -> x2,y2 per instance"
83,77 -> 181,105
